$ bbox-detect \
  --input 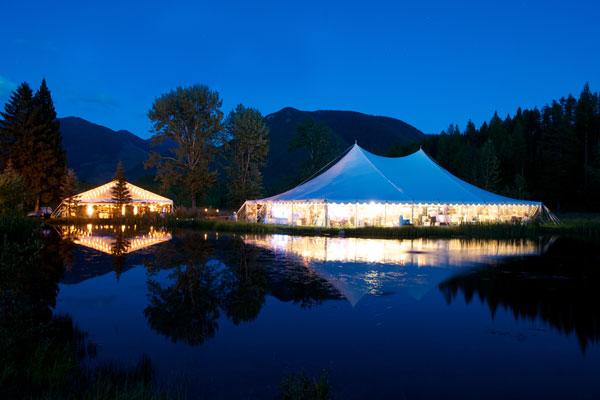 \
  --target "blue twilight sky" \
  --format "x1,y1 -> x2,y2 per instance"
1,0 -> 599,138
